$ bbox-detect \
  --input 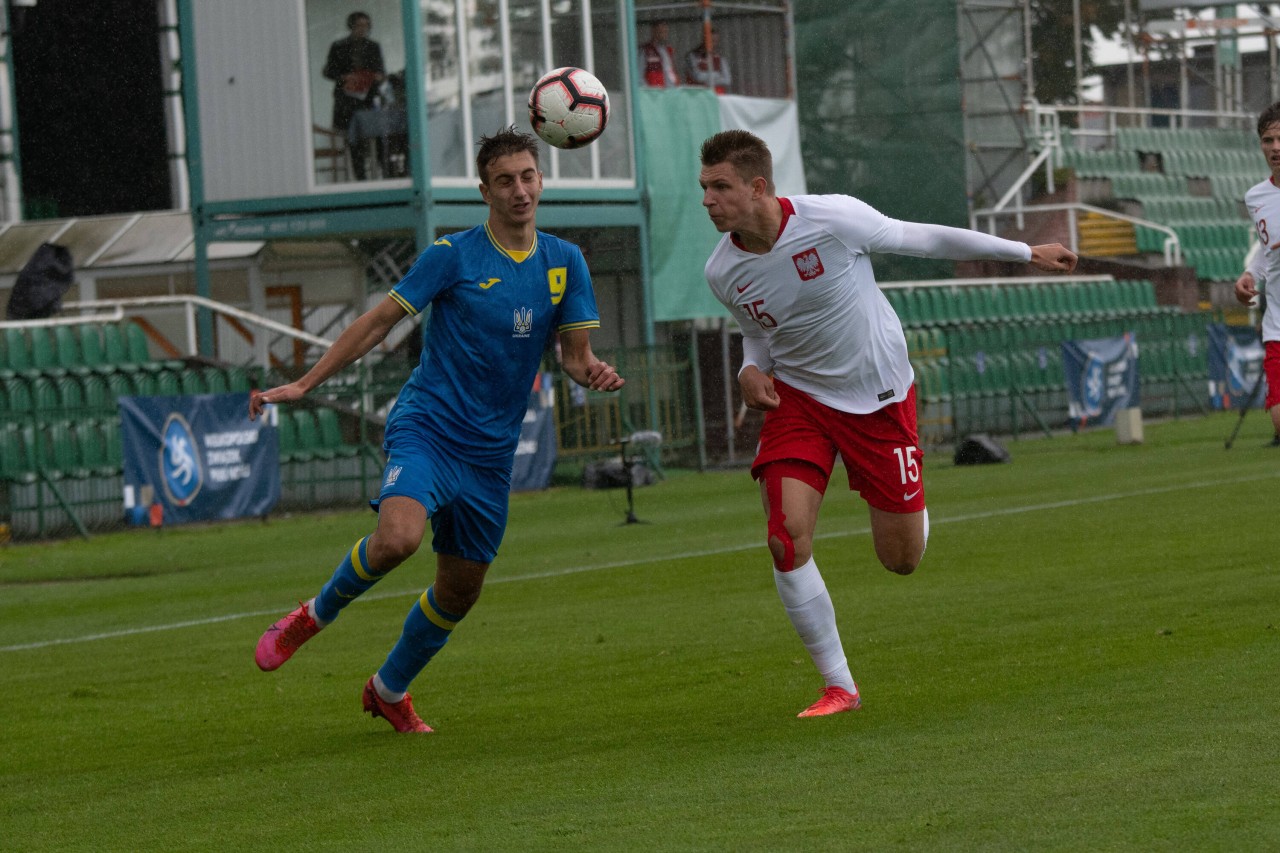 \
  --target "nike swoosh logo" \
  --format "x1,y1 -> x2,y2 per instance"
903,489 -> 921,501
335,591 -> 359,599
735,281 -> 752,293
479,278 -> 502,289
